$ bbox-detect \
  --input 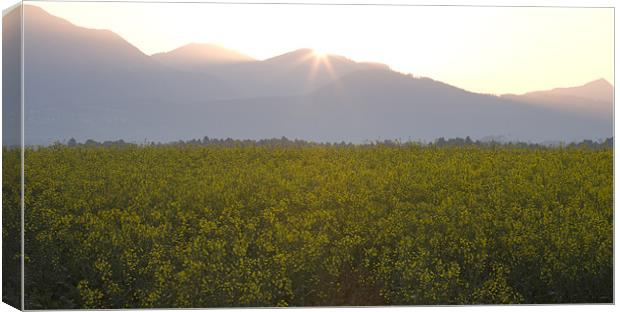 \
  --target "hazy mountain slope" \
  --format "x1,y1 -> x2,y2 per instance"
158,48 -> 391,97
152,43 -> 255,70
173,70 -> 611,143
2,5 -> 21,146
311,71 -> 612,142
21,5 -> 235,144
526,78 -> 613,103
502,79 -> 613,119
17,5 -> 613,144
